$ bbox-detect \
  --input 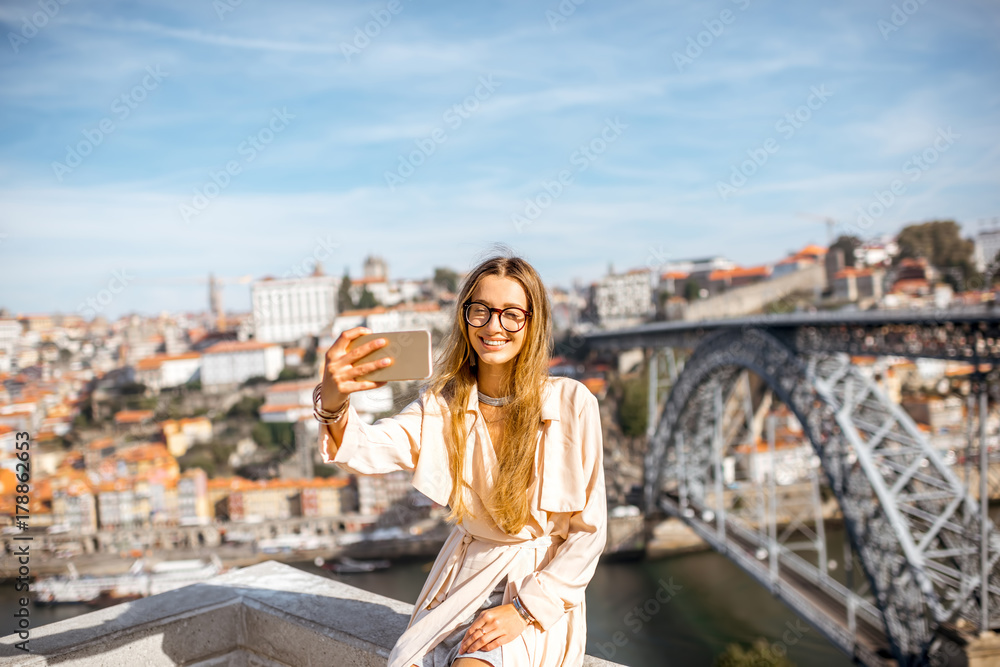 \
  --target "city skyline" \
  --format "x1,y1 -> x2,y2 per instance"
2,0 -> 998,319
